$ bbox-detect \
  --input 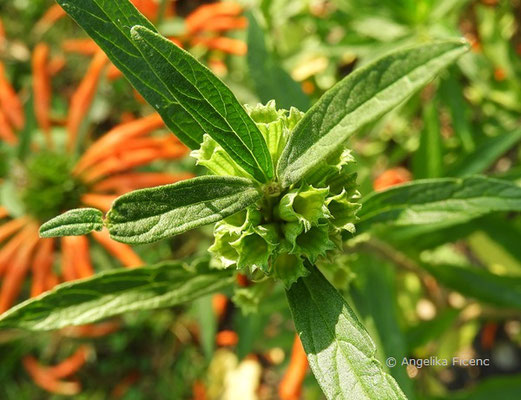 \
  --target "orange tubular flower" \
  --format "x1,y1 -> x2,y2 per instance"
130,0 -> 175,20
0,223 -> 39,313
111,370 -> 141,399
212,293 -> 229,321
183,2 -> 248,56
192,380 -> 207,400
185,3 -> 243,35
67,51 -> 108,151
46,346 -> 90,378
201,16 -> 248,33
61,321 -> 122,338
0,62 -> 25,132
30,238 -> 54,297
0,41 -> 190,313
48,56 -> 66,77
279,335 -> 309,400
373,167 -> 412,191
0,223 -> 36,276
91,230 -> 144,268
191,37 -> 247,56
0,23 -> 193,391
22,346 -> 89,395
0,102 -> 17,144
0,207 -> 8,219
33,4 -> 67,35
216,330 -> 239,347
62,39 -> 101,56
32,44 -> 53,146
23,356 -> 81,396
0,19 -> 5,45
35,0 -> 173,33
92,172 -> 193,193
